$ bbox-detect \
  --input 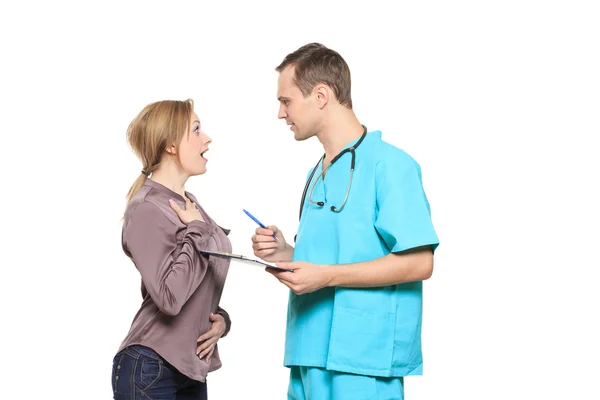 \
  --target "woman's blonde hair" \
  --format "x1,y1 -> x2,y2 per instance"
125,99 -> 194,203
